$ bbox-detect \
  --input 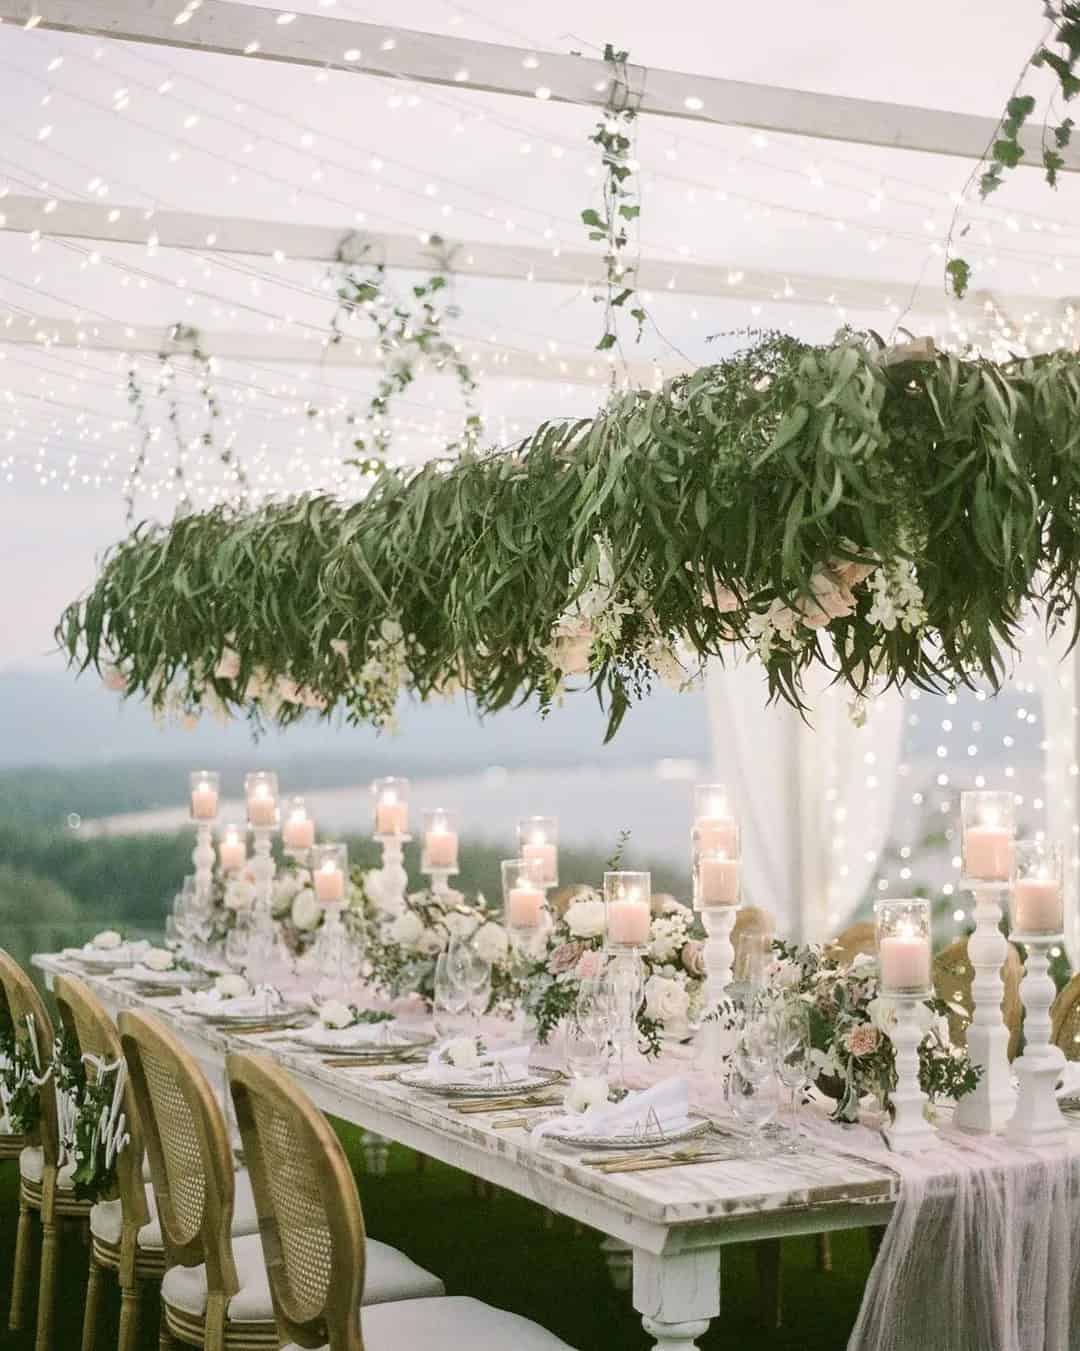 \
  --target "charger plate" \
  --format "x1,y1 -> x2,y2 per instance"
542,1115 -> 711,1150
397,1065 -> 562,1097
